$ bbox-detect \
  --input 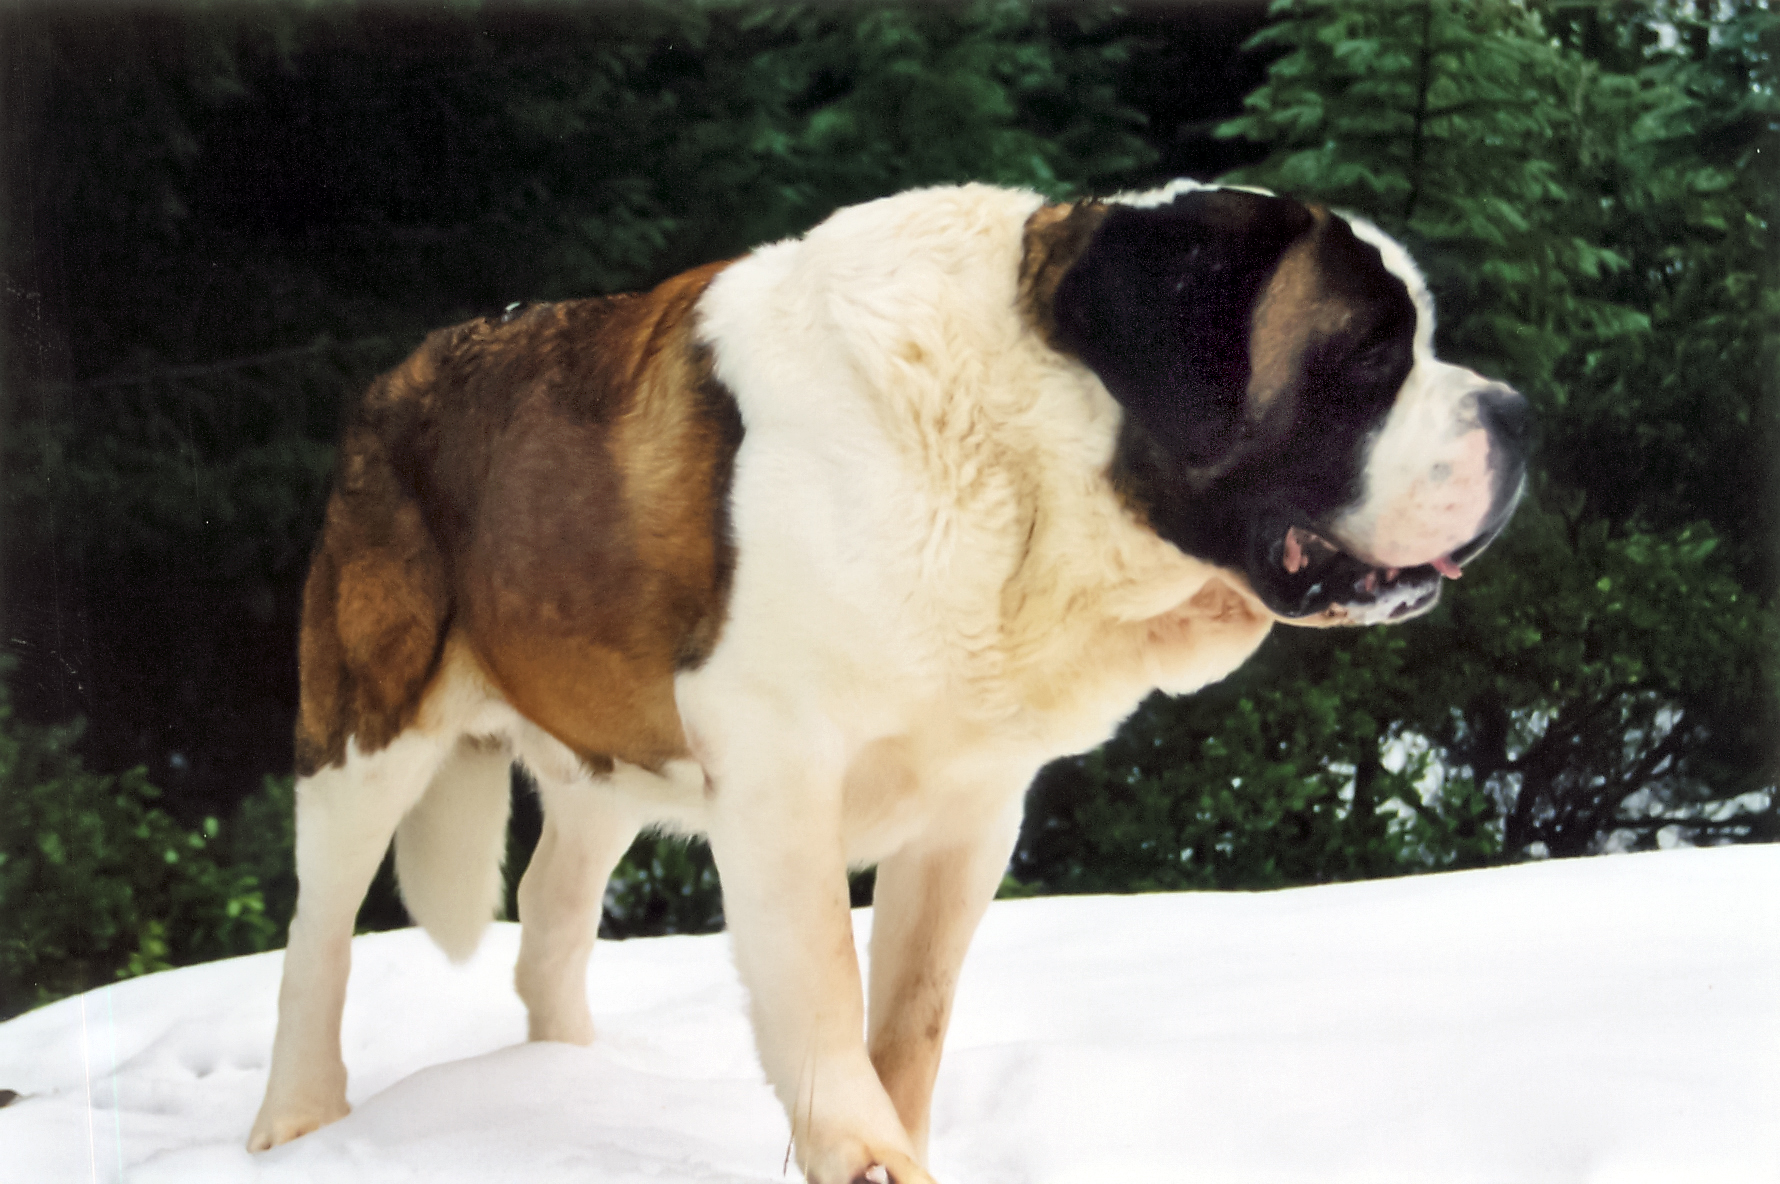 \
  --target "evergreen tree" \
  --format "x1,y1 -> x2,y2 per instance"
6,0 -> 1773,1010
2,0 -> 1150,811
1,0 -> 1154,966
0,661 -> 281,1019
